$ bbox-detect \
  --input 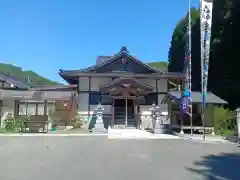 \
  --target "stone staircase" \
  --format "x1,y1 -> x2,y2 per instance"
114,109 -> 137,127
108,128 -> 154,139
